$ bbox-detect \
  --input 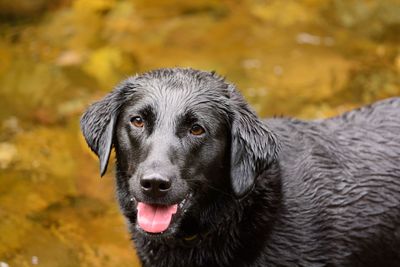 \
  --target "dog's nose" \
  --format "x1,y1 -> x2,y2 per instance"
140,173 -> 172,198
